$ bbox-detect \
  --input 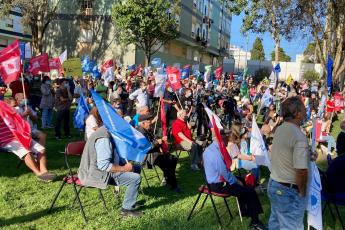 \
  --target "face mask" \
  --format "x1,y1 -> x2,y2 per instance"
20,98 -> 28,106
88,103 -> 94,110
247,133 -> 251,138
64,83 -> 69,88
186,93 -> 191,98
34,77 -> 39,81
46,81 -> 51,85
